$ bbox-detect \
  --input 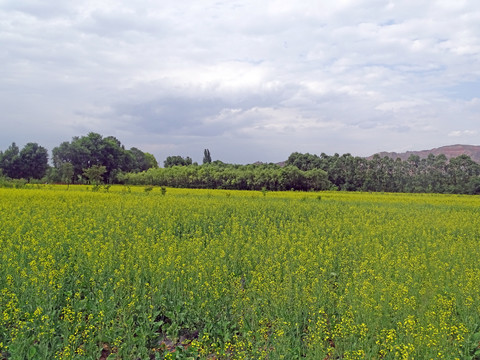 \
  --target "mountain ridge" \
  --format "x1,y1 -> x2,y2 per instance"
369,144 -> 480,163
